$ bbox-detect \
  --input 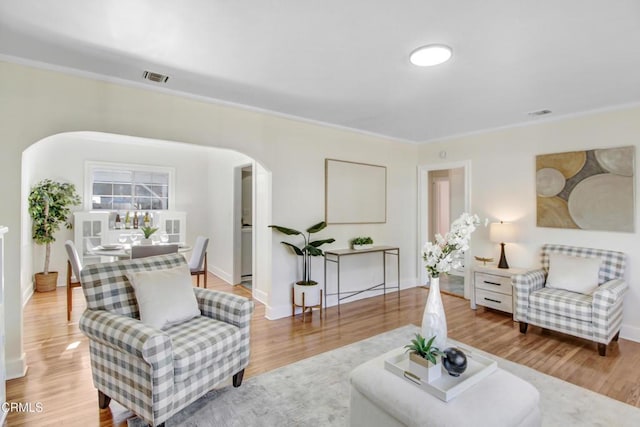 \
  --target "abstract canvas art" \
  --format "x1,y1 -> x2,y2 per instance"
536,146 -> 635,232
